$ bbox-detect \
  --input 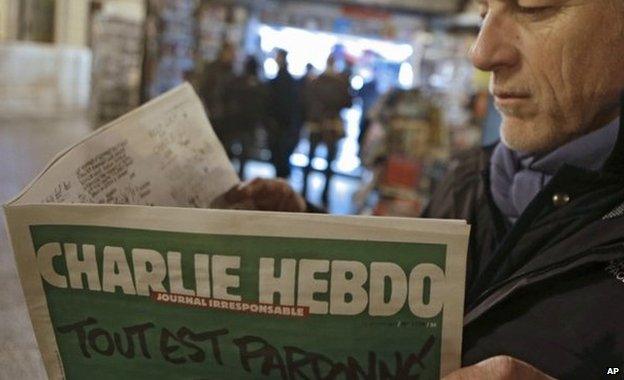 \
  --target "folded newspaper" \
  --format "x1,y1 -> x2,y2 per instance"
4,83 -> 470,380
